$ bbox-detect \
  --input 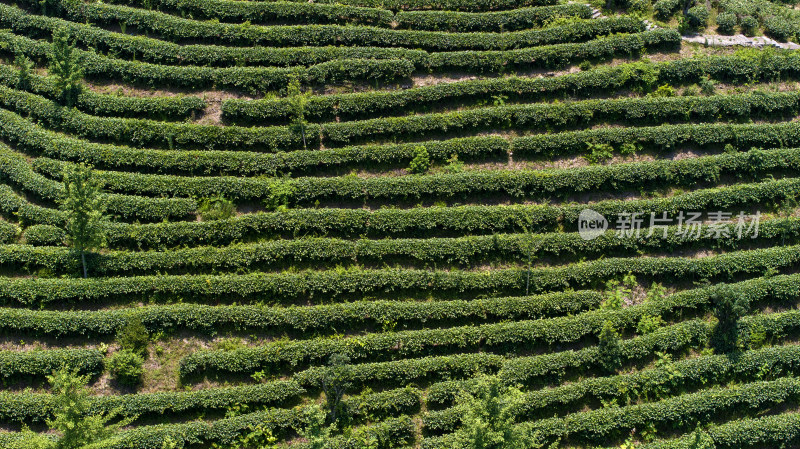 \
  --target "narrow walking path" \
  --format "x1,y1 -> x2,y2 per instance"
642,17 -> 798,49
682,33 -> 800,49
